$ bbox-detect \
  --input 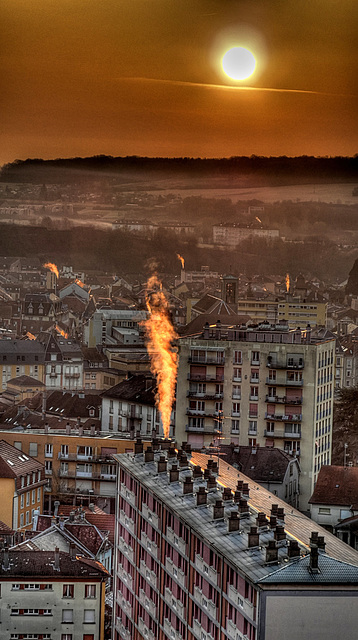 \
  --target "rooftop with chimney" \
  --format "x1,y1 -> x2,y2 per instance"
0,548 -> 108,578
114,443 -> 358,585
